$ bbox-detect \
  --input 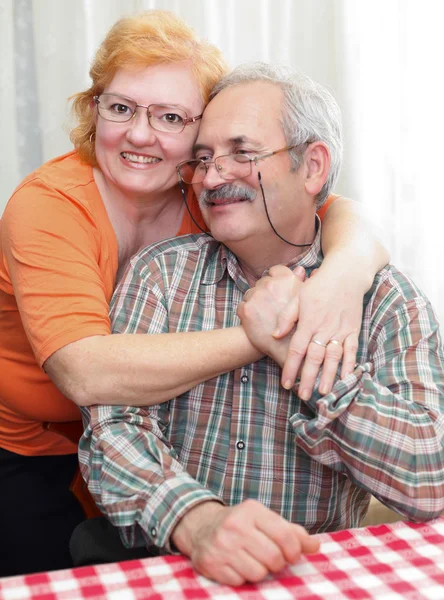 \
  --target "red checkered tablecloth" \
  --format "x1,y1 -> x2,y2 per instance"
1,518 -> 444,599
